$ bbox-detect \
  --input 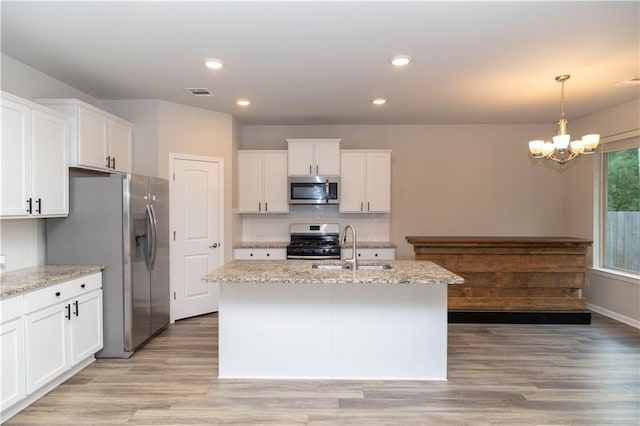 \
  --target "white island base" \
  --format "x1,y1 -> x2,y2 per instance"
219,282 -> 448,380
